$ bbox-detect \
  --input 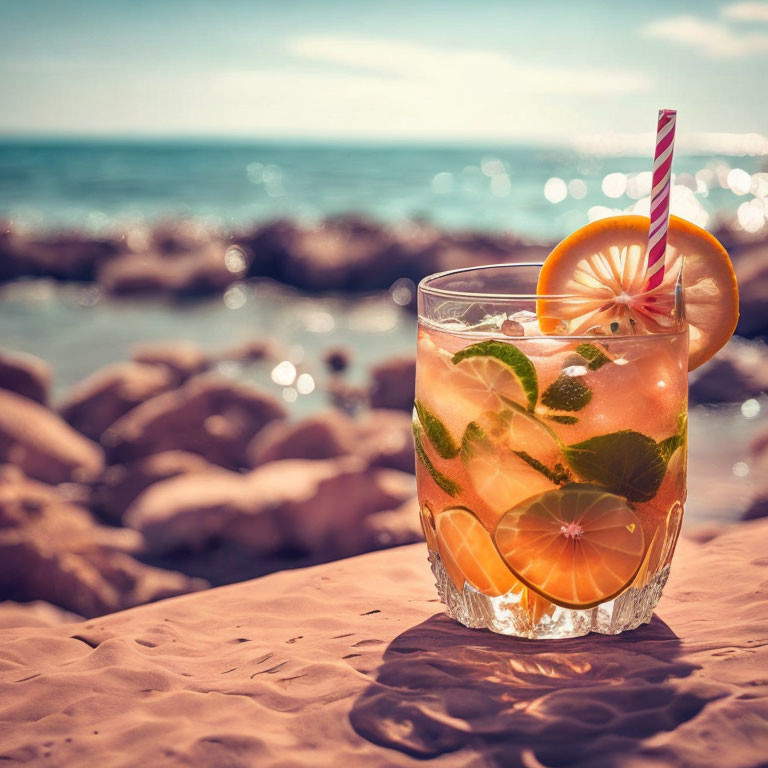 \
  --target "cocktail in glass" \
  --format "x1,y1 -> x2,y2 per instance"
414,263 -> 687,639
